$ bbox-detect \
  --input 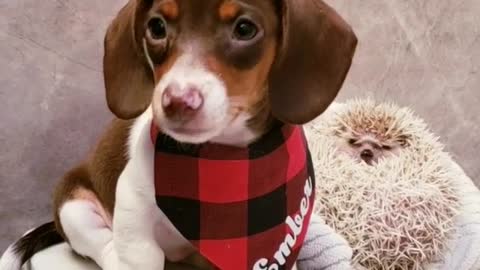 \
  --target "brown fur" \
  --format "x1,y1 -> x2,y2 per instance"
53,119 -> 131,238
268,0 -> 357,123
86,119 -> 132,213
53,165 -> 93,239
154,49 -> 181,82
205,42 -> 277,134
103,0 -> 154,120
158,0 -> 179,20
218,1 -> 240,22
